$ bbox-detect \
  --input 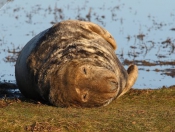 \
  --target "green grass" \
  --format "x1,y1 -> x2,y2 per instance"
0,86 -> 175,132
